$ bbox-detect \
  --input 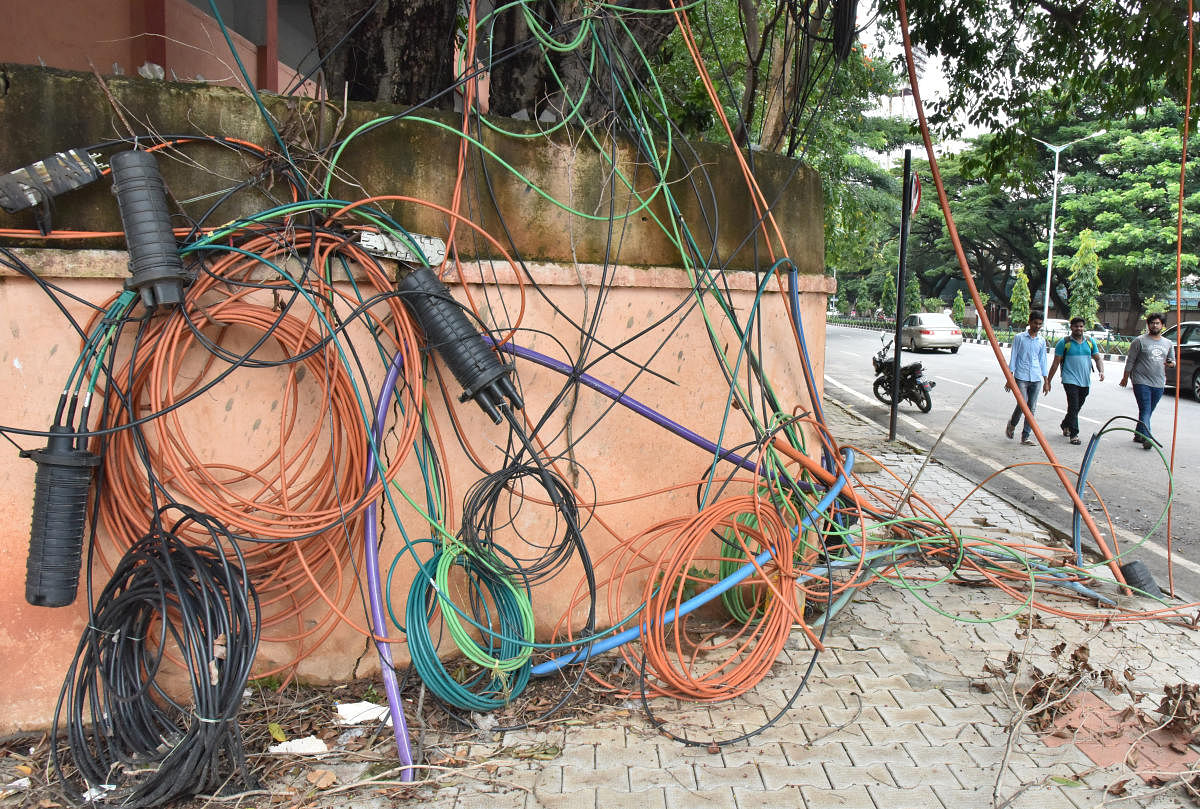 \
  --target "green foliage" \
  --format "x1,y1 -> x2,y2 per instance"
1067,230 -> 1102,326
1010,268 -> 1031,326
952,290 -> 966,324
879,273 -> 897,317
923,296 -> 945,313
865,101 -> 1200,320
649,3 -> 920,293
1142,296 -> 1169,318
904,274 -> 921,317
836,297 -> 851,315
886,1 -> 1197,180
1051,103 -> 1200,311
